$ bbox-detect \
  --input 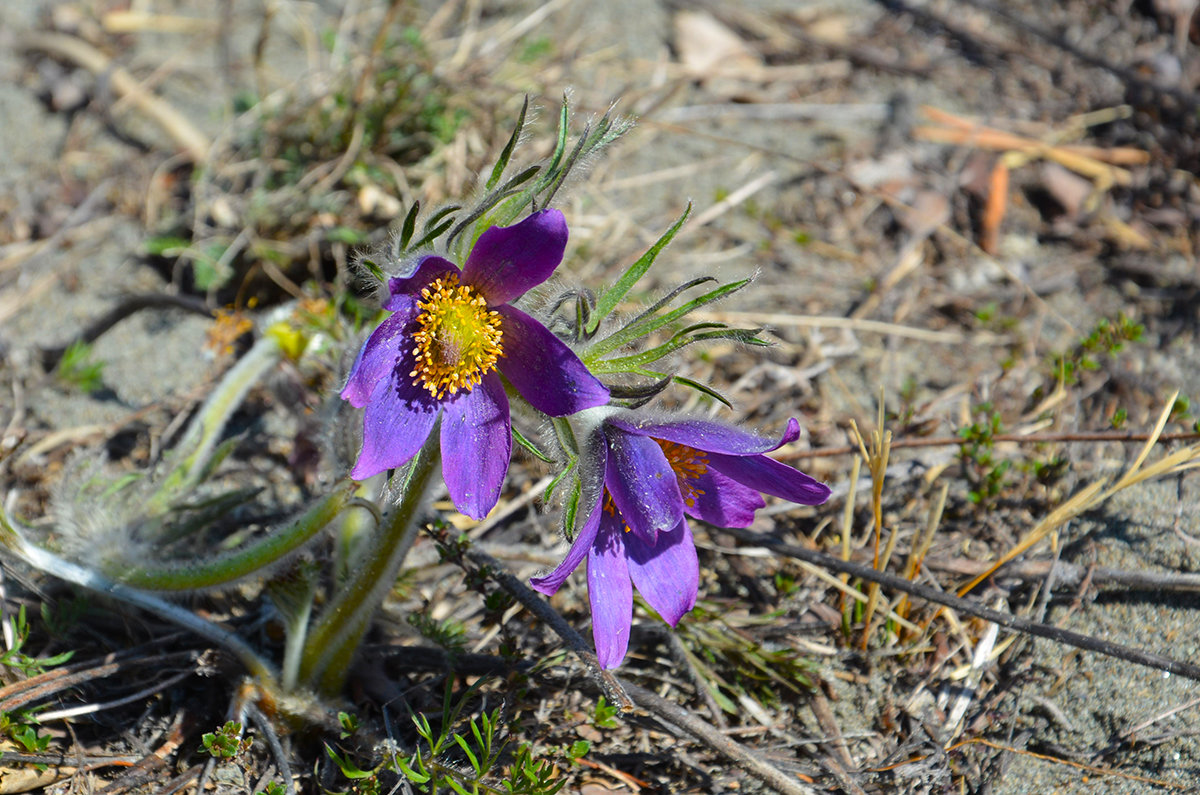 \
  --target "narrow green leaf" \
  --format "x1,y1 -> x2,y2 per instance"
398,200 -> 421,251
606,375 -> 673,401
486,95 -> 529,191
397,757 -> 431,784
324,744 -> 375,779
422,204 -> 462,234
408,218 -> 455,251
544,96 -> 571,178
512,425 -> 553,463
453,734 -> 481,772
471,718 -> 486,752
537,118 -> 591,210
192,434 -> 245,485
143,235 -> 191,256
589,203 -> 691,335
608,276 -> 714,333
38,650 -> 75,667
561,477 -> 581,541
499,164 -> 541,194
359,258 -> 385,283
543,456 -> 577,503
585,277 -> 750,361
672,375 -> 734,408
445,165 -> 543,248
